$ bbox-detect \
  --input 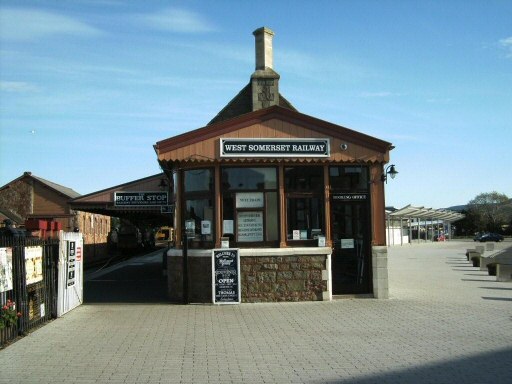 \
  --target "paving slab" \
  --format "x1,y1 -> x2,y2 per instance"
1,240 -> 511,383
